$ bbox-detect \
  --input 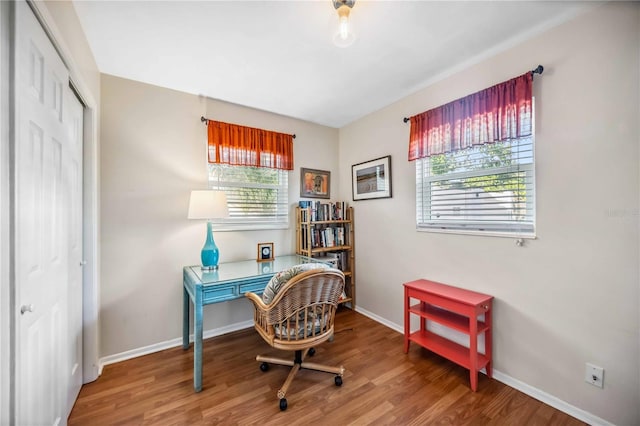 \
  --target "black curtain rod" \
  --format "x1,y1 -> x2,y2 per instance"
200,116 -> 296,139
402,64 -> 544,124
